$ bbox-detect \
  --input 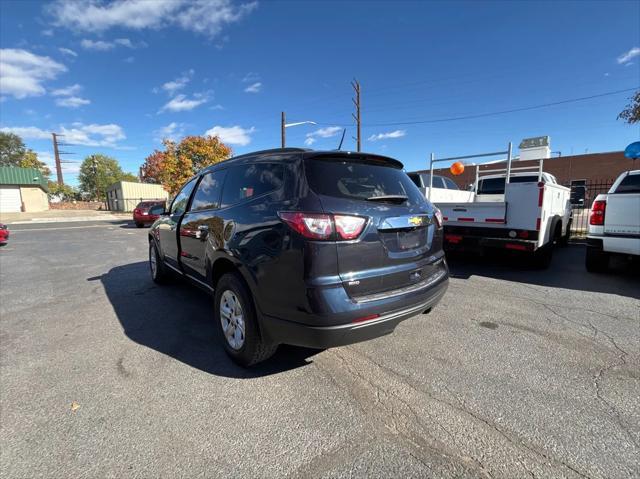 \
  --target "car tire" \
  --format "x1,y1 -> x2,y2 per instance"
136,222 -> 144,228
532,244 -> 553,269
149,241 -> 169,284
559,219 -> 571,247
585,247 -> 609,273
214,272 -> 277,367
